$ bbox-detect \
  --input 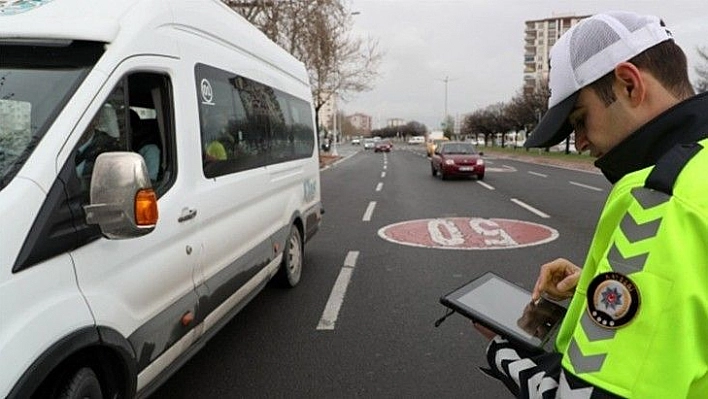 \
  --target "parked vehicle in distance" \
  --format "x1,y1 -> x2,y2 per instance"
351,136 -> 361,145
363,138 -> 376,149
426,137 -> 449,157
374,140 -> 393,152
0,0 -> 322,397
407,136 -> 425,145
431,141 -> 485,180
